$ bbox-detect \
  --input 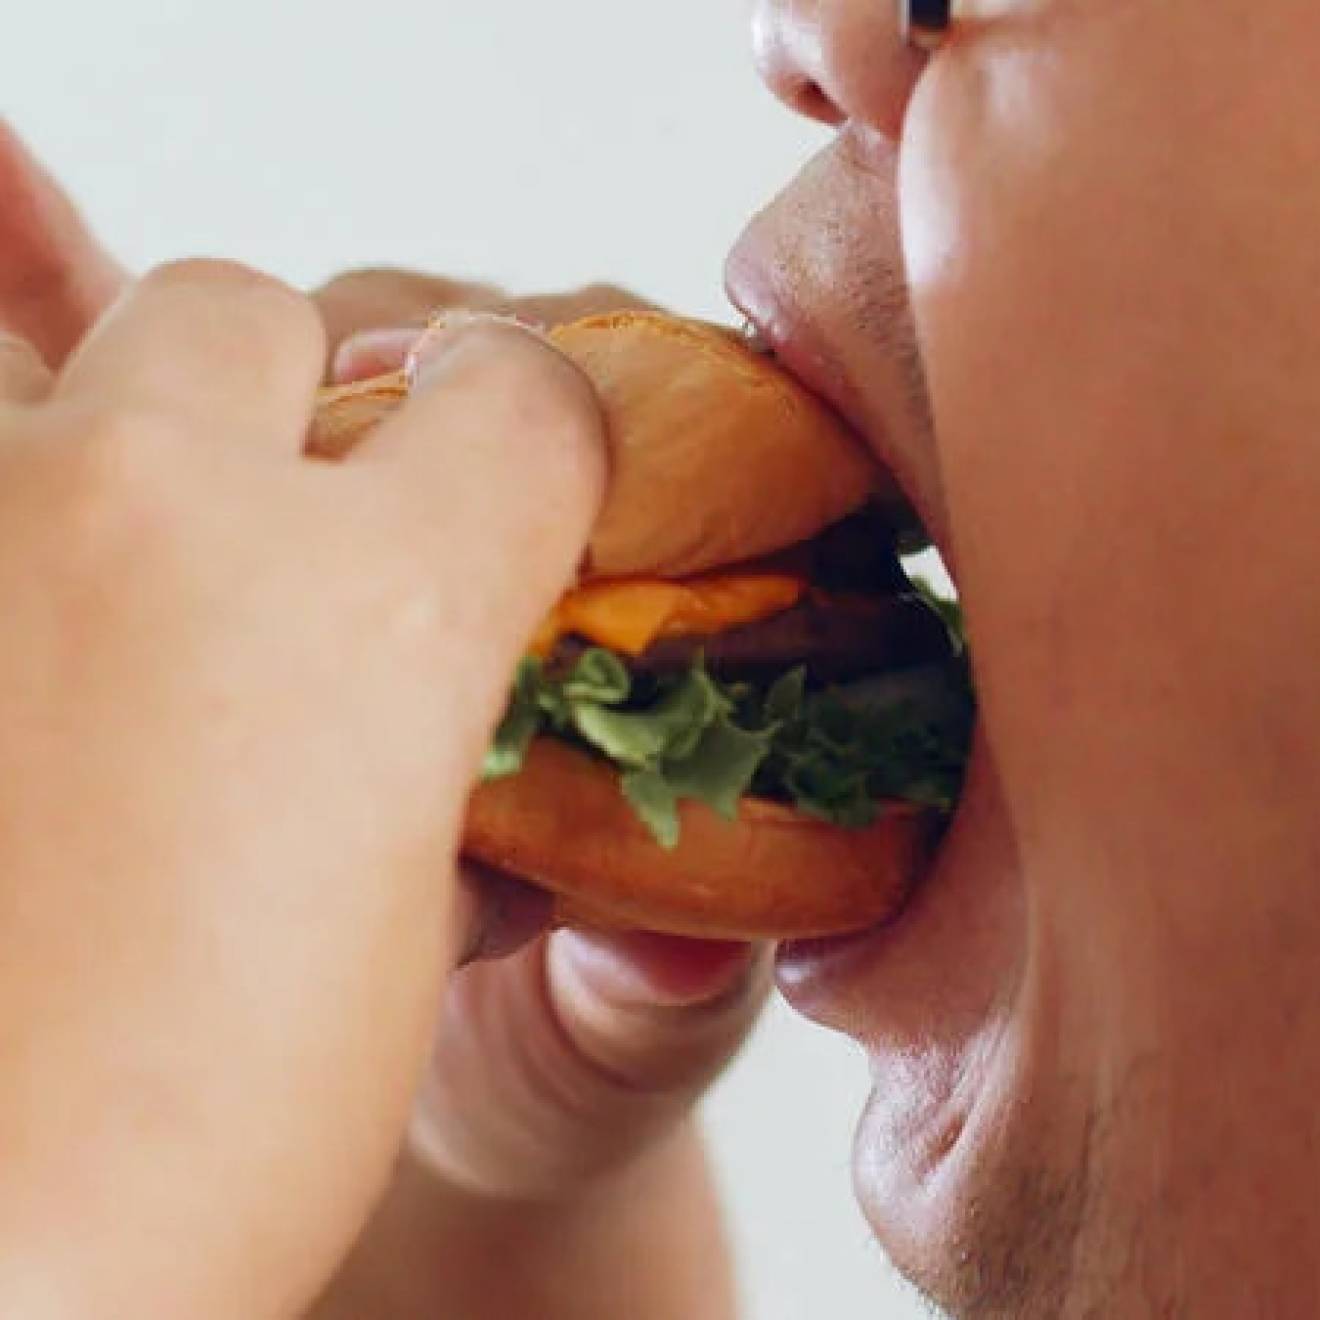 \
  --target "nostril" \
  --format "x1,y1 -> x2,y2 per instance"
751,2 -> 845,128
798,79 -> 846,127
